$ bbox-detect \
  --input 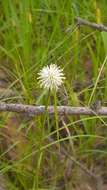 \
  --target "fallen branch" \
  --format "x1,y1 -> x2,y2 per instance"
75,17 -> 107,32
0,102 -> 107,116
